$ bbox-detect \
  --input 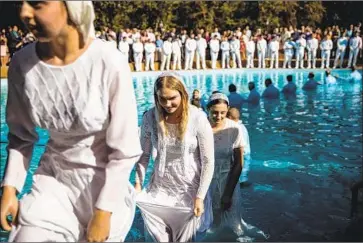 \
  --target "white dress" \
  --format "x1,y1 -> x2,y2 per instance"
206,119 -> 268,242
3,39 -> 142,242
135,105 -> 215,242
